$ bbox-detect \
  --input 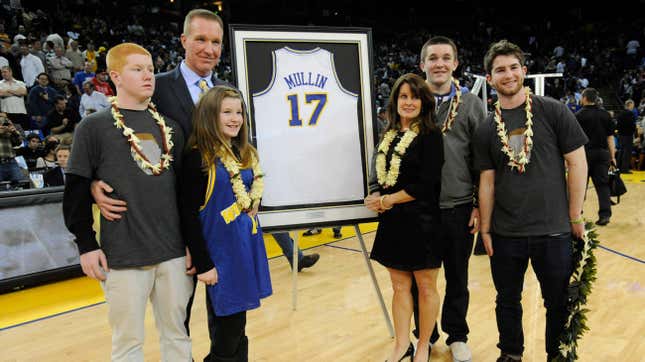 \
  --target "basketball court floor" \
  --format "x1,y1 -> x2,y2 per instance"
1,173 -> 644,361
